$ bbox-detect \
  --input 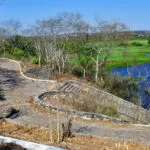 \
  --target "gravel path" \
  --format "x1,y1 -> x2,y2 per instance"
0,58 -> 150,145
